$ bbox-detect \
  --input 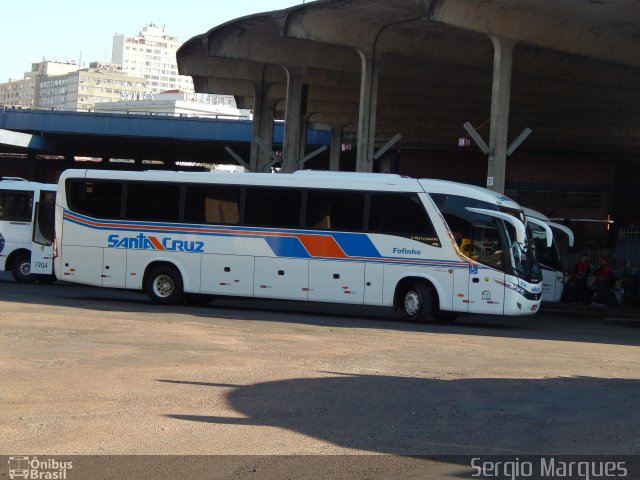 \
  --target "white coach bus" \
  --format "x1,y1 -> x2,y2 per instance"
54,169 -> 543,321
523,207 -> 575,302
1,177 -> 56,282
